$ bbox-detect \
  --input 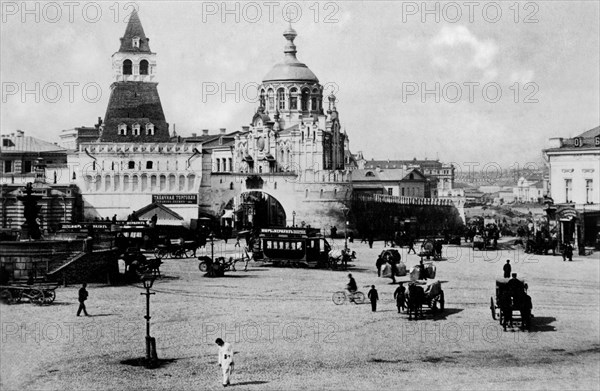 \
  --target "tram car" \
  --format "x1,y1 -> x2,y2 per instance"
257,227 -> 332,268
